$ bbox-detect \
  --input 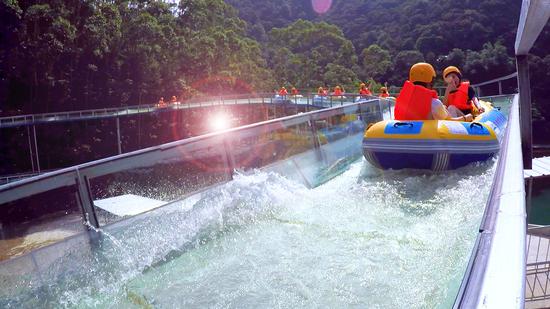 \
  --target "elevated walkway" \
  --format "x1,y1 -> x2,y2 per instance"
0,93 -> 372,128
